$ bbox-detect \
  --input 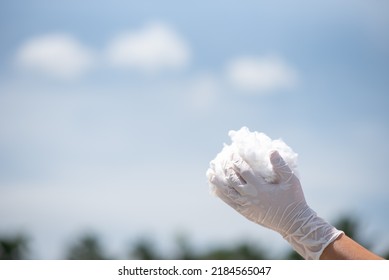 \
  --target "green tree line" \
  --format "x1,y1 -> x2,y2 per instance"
1,216 -> 388,260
